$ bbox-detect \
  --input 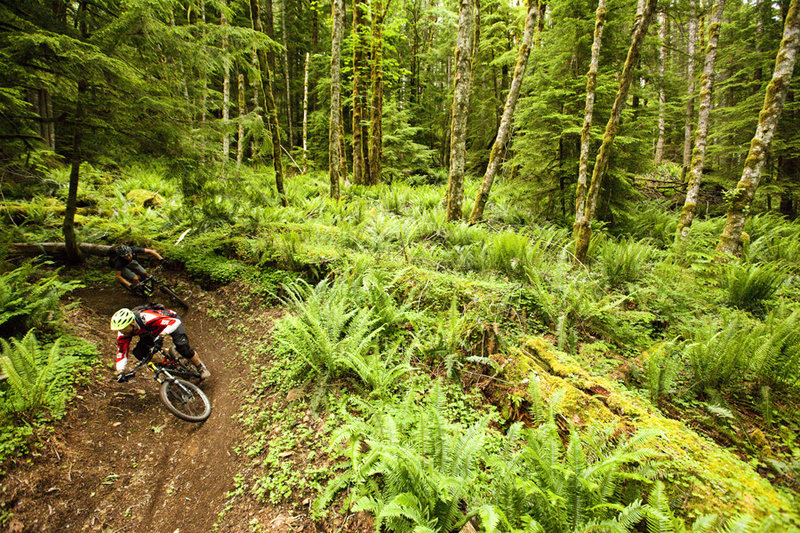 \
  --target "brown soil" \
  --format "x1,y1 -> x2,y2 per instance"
1,275 -> 265,533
